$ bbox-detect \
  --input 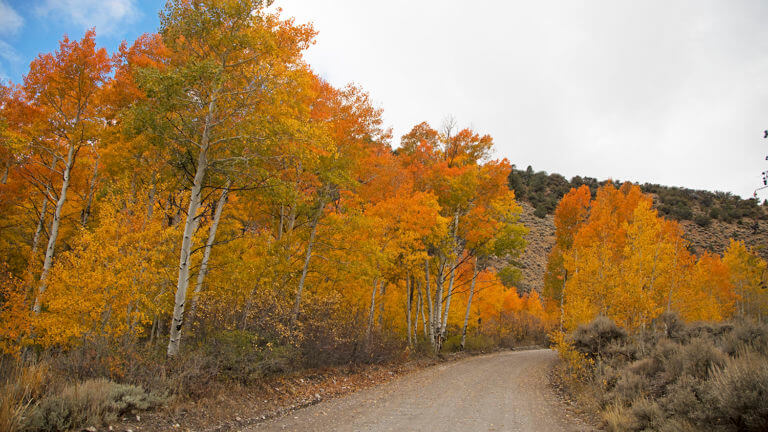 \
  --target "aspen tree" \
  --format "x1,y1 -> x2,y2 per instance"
23,31 -> 111,314
136,0 -> 314,356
